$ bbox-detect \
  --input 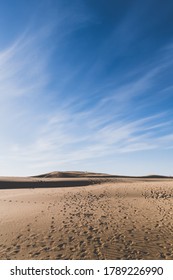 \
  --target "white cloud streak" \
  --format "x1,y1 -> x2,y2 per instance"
0,2 -> 173,175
